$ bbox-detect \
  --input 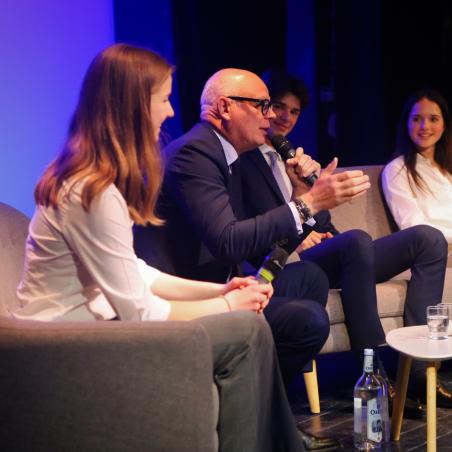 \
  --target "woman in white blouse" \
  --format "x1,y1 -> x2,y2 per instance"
382,89 -> 452,249
14,44 -> 305,452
